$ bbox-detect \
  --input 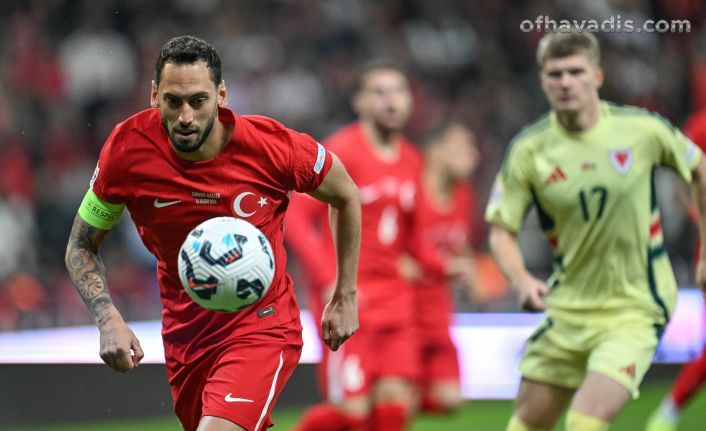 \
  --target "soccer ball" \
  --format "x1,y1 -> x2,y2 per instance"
177,217 -> 275,312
